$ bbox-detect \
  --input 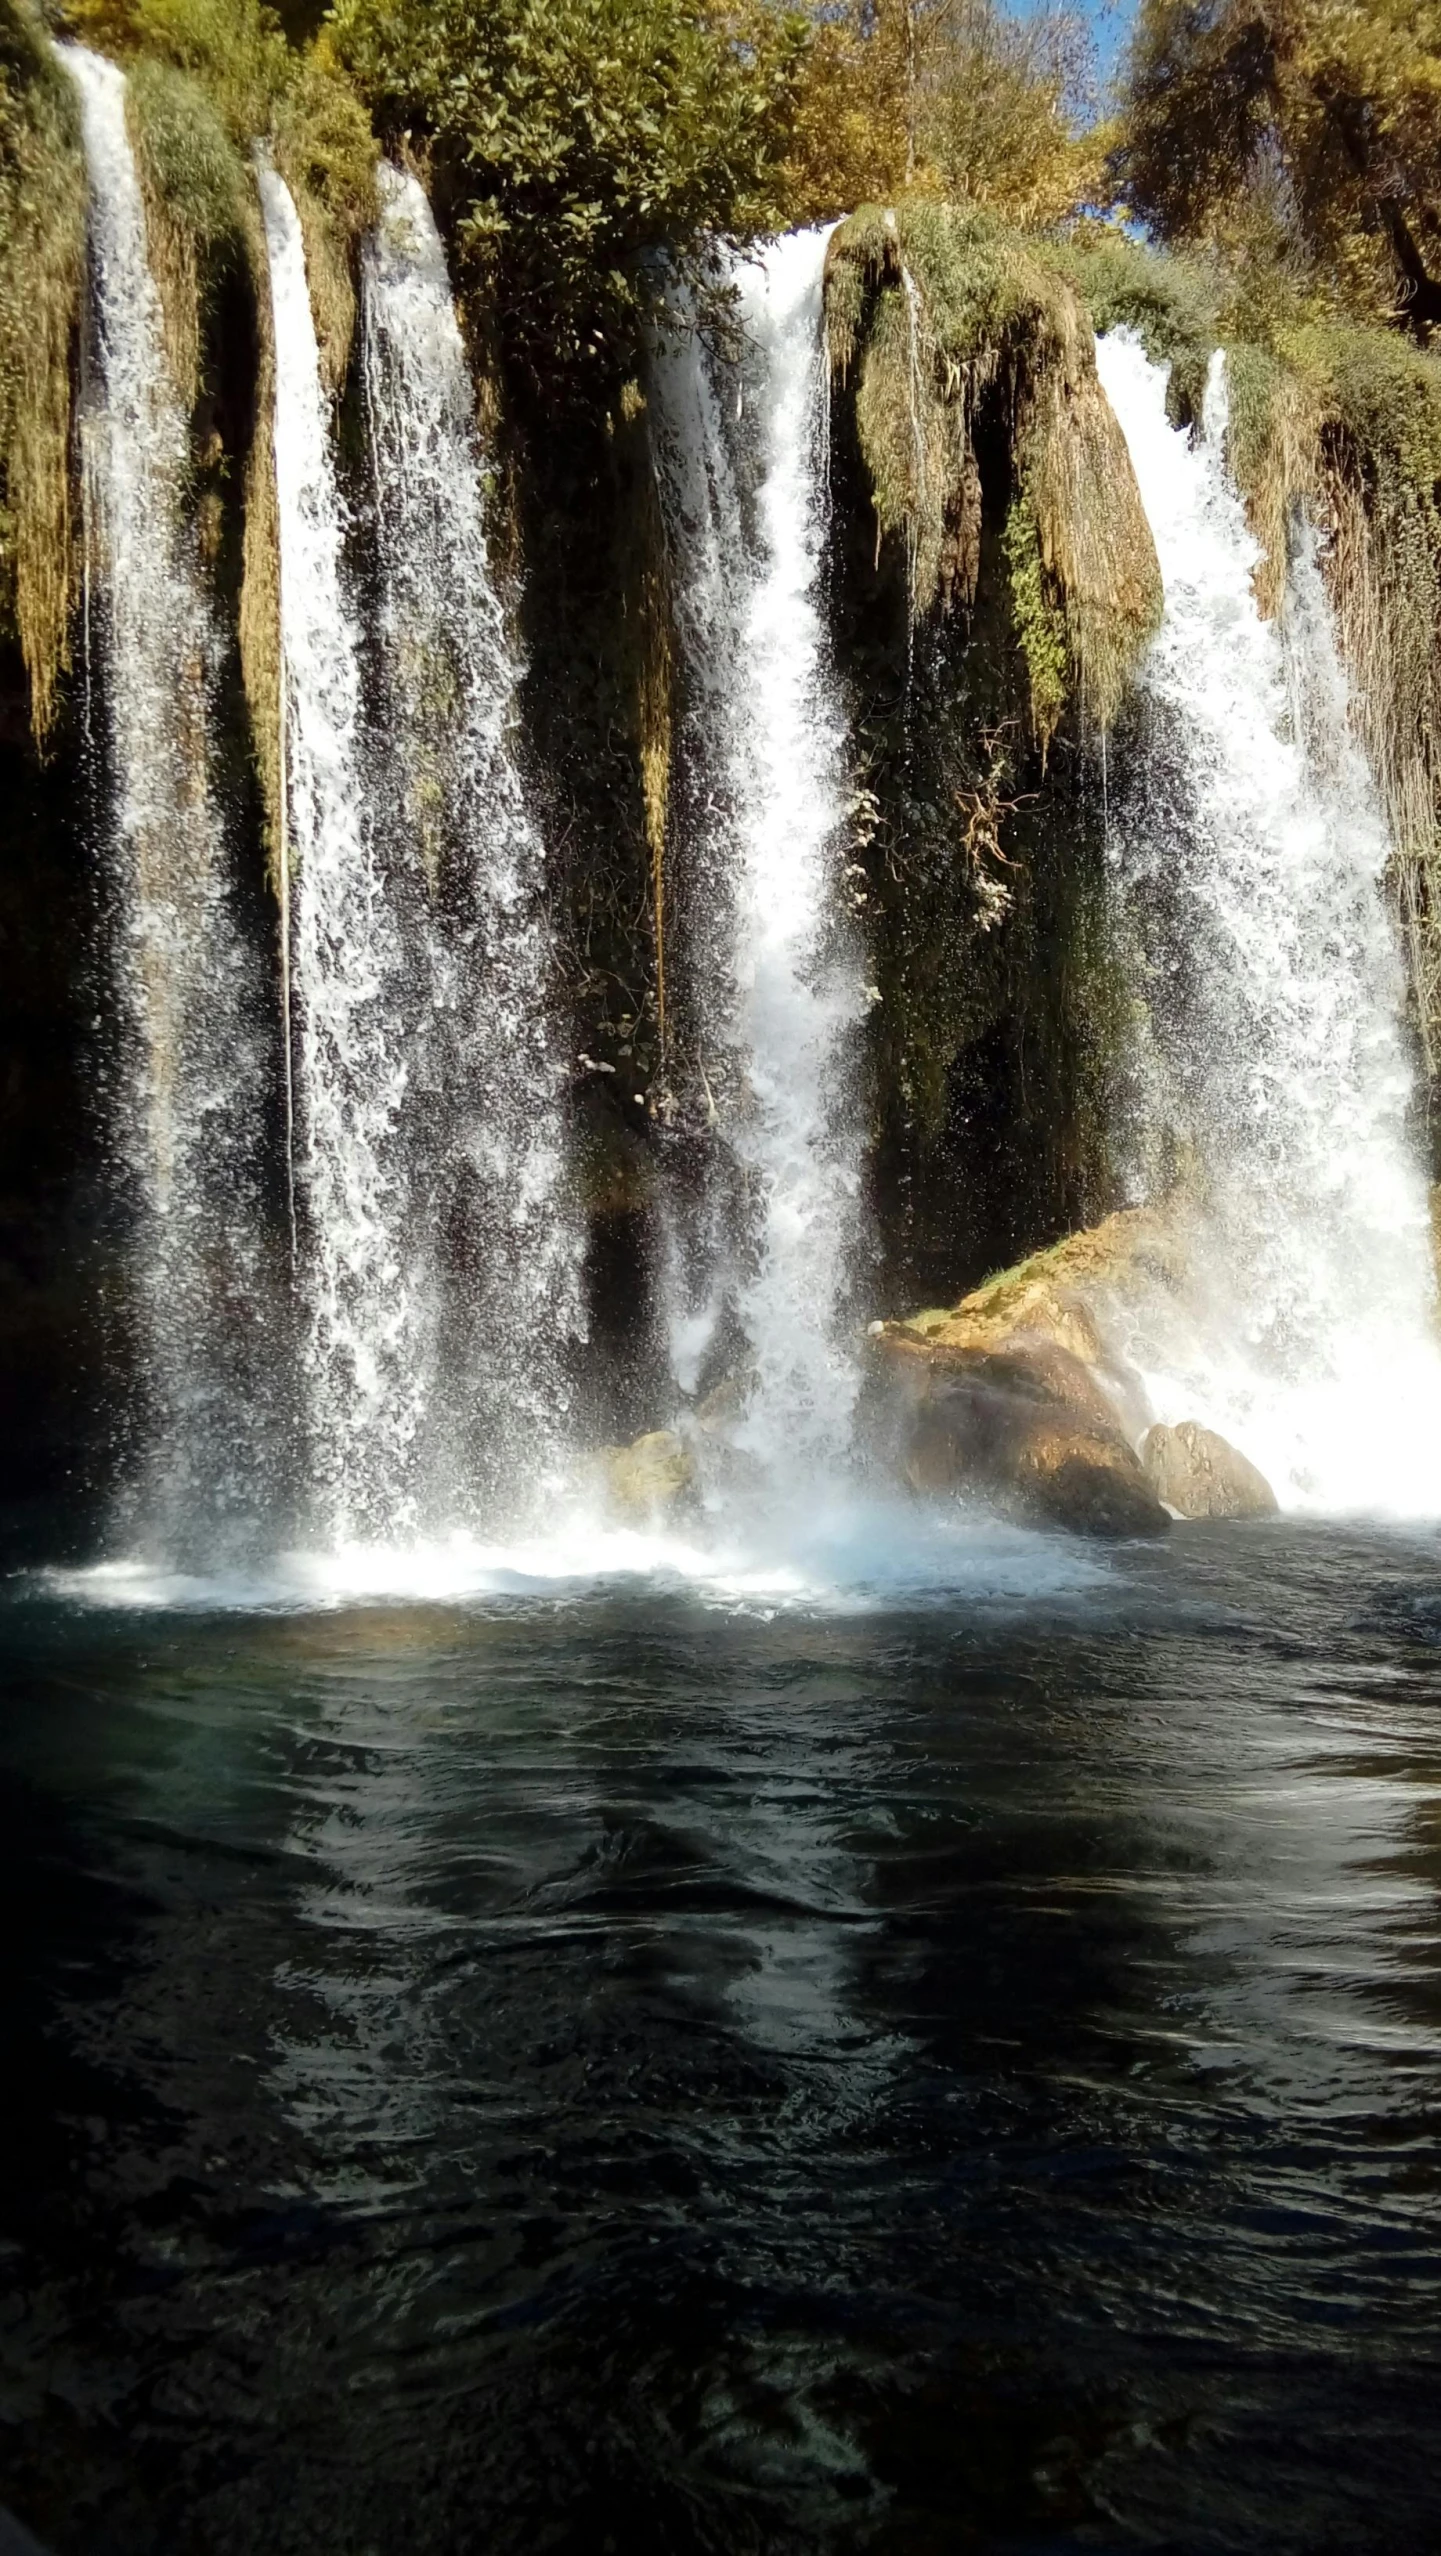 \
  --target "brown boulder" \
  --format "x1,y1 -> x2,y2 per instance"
877,1206 -> 1179,1443
884,1340 -> 1170,1539
1140,1420 -> 1278,1520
